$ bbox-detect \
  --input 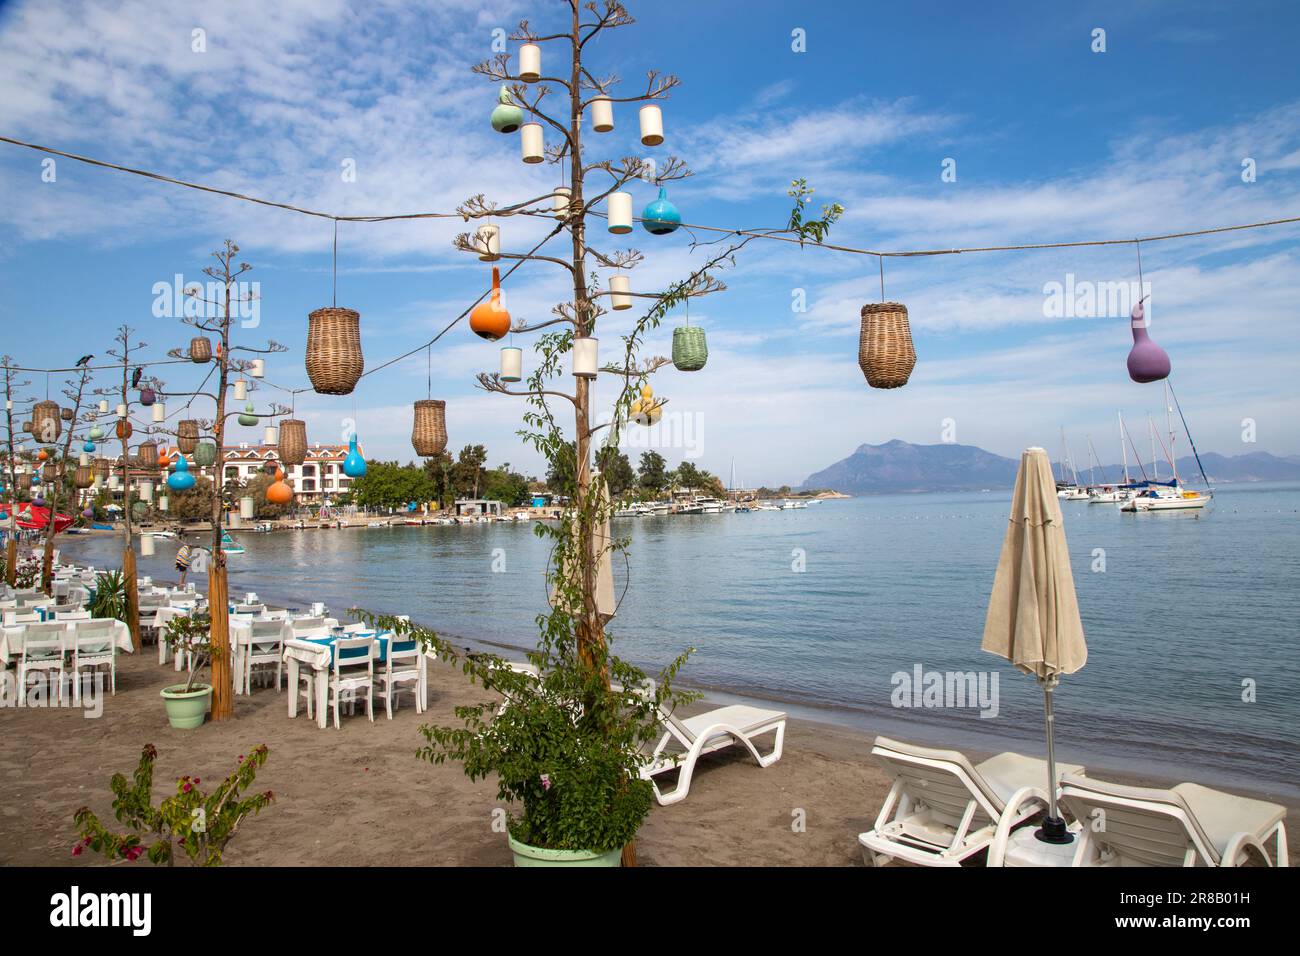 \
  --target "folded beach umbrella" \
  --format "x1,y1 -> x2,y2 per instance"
548,477 -> 617,622
981,446 -> 1087,843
